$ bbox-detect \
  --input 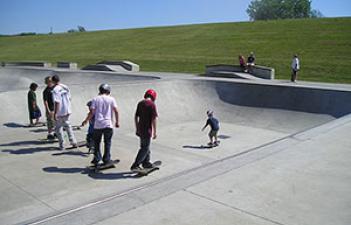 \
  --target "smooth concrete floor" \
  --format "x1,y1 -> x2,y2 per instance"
0,67 -> 350,225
